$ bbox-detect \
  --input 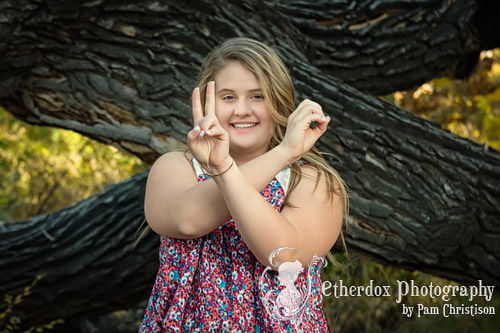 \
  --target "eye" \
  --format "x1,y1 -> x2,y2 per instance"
222,95 -> 235,101
251,94 -> 263,100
